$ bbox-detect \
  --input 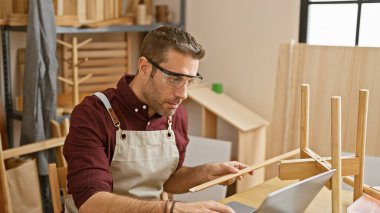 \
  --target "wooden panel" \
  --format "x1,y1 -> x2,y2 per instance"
267,44 -> 380,179
188,86 -> 269,132
279,157 -> 359,180
201,107 -> 217,138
